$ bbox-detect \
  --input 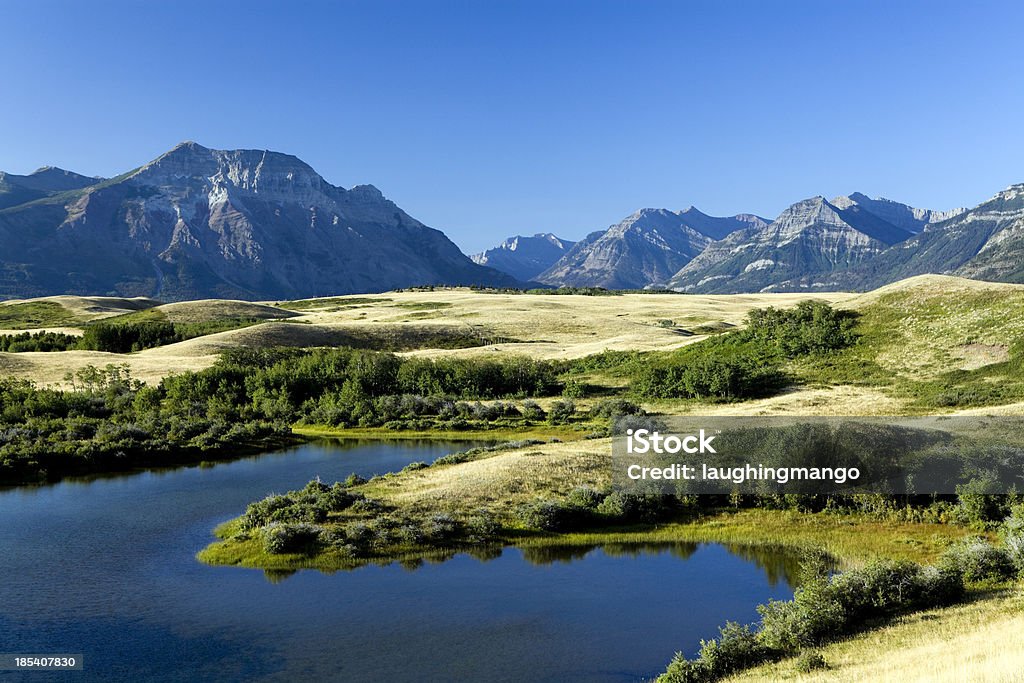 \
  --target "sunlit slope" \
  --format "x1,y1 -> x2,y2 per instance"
841,274 -> 1024,378
724,588 -> 1024,683
0,295 -> 159,330
0,288 -> 852,384
3,276 -> 1024,401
